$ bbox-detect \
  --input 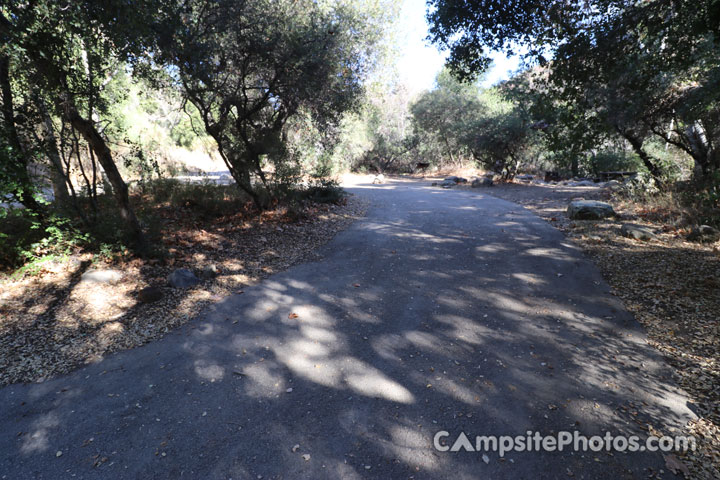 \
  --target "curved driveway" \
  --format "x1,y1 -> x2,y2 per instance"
0,178 -> 694,479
